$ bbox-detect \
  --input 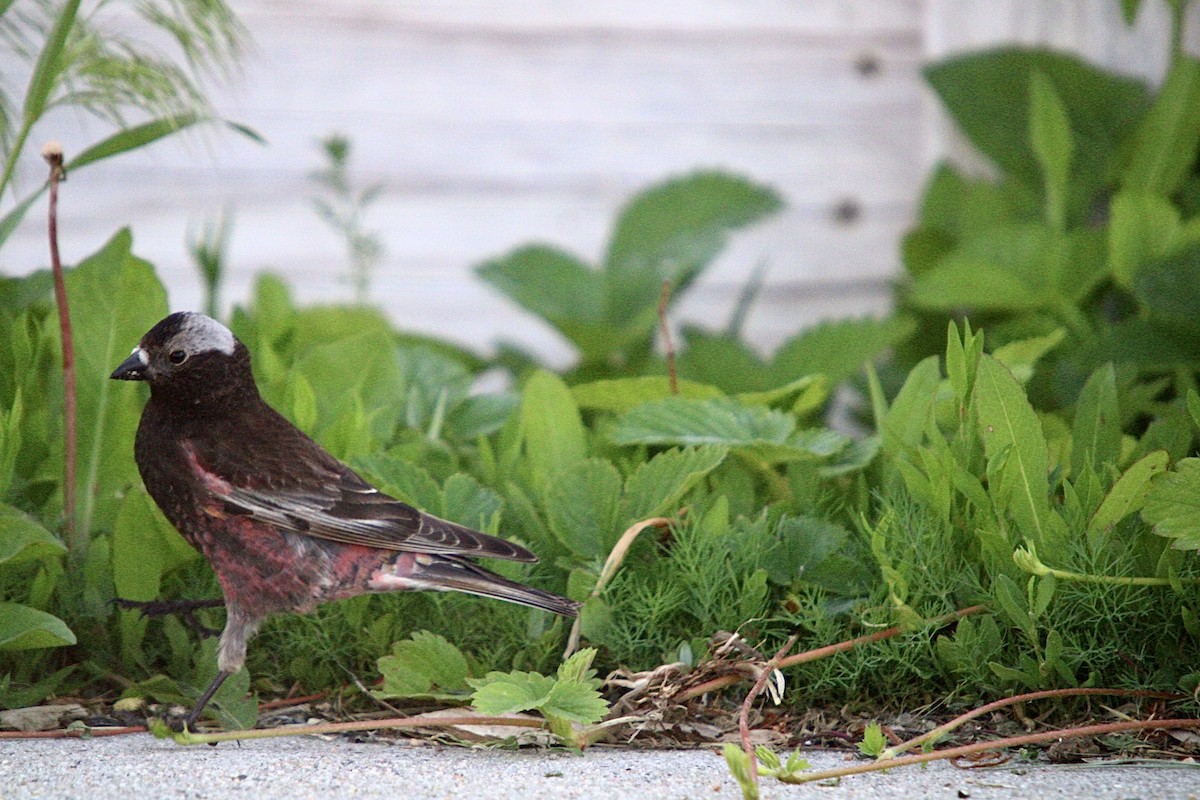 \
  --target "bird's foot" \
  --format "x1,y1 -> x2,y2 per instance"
111,597 -> 225,638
